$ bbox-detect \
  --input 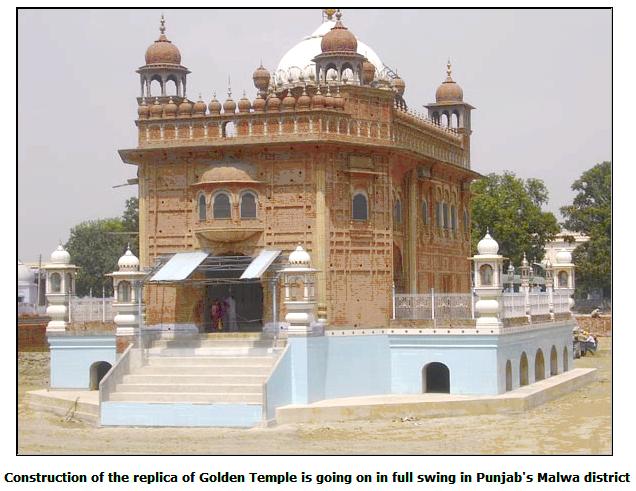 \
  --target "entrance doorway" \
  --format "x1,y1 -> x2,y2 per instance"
204,282 -> 263,332
89,361 -> 112,390
422,362 -> 450,393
